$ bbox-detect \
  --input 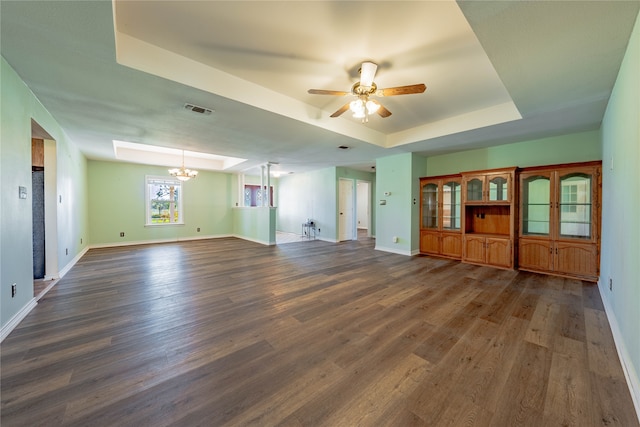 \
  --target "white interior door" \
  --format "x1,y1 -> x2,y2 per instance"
339,178 -> 354,241
356,180 -> 370,232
